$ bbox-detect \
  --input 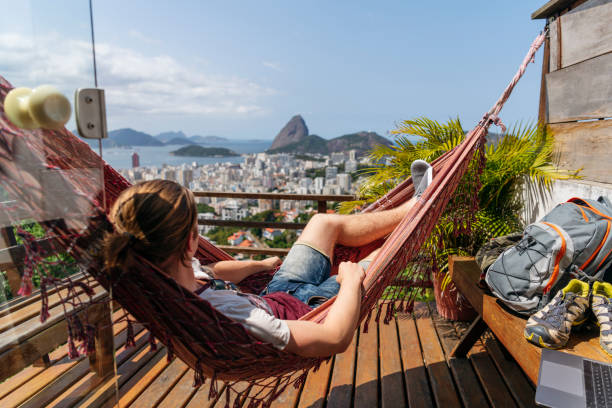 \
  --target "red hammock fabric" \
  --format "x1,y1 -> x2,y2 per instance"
0,31 -> 545,406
